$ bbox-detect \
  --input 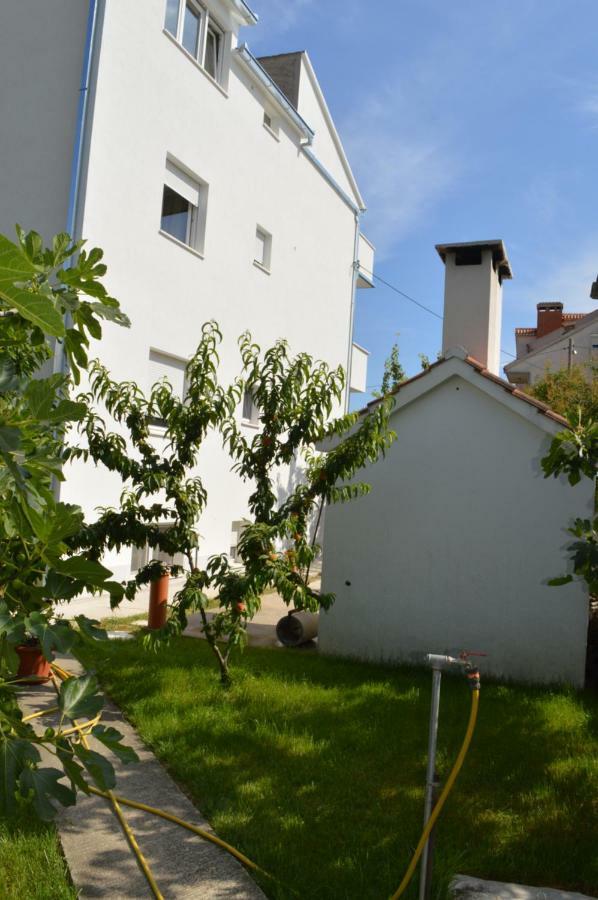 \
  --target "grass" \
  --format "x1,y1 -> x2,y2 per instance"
99,612 -> 147,633
0,804 -> 76,900
78,637 -> 598,899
